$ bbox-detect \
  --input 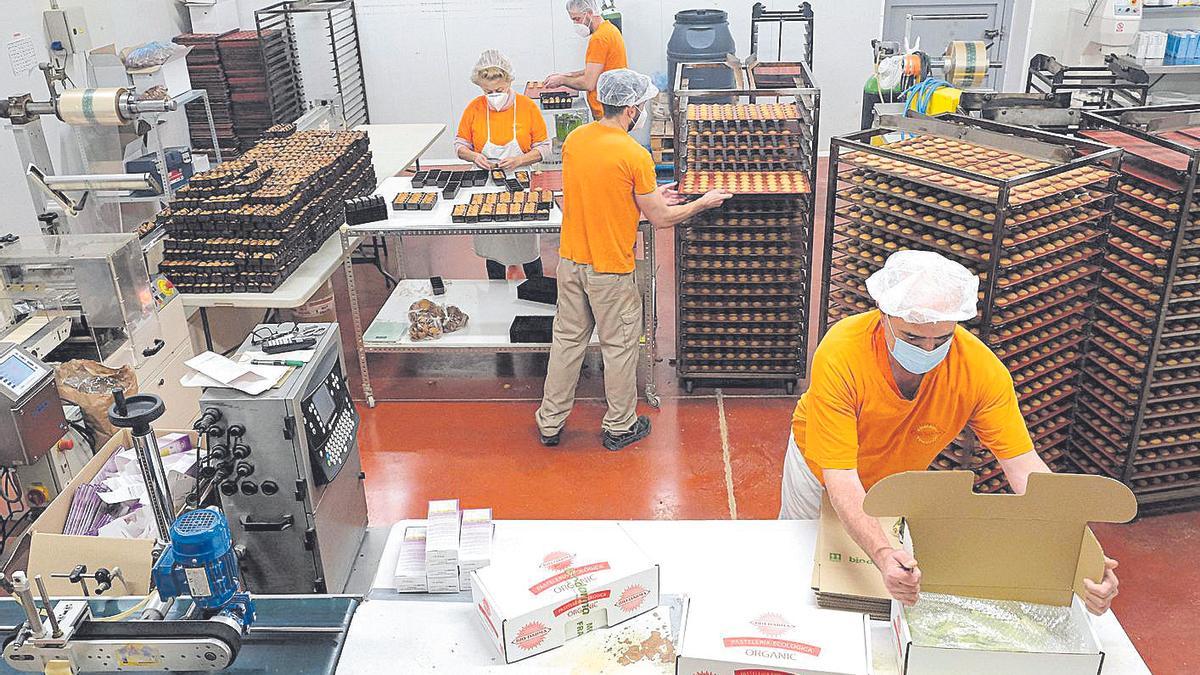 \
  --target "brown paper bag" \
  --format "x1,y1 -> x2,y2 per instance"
54,360 -> 138,444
